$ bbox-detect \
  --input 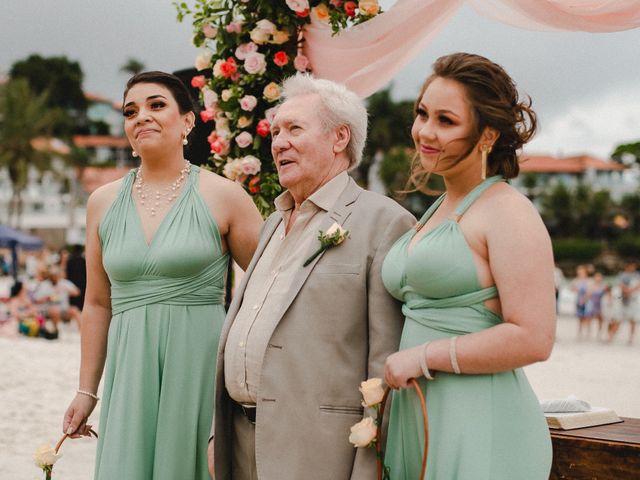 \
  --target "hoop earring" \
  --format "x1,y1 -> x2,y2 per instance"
480,144 -> 491,180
